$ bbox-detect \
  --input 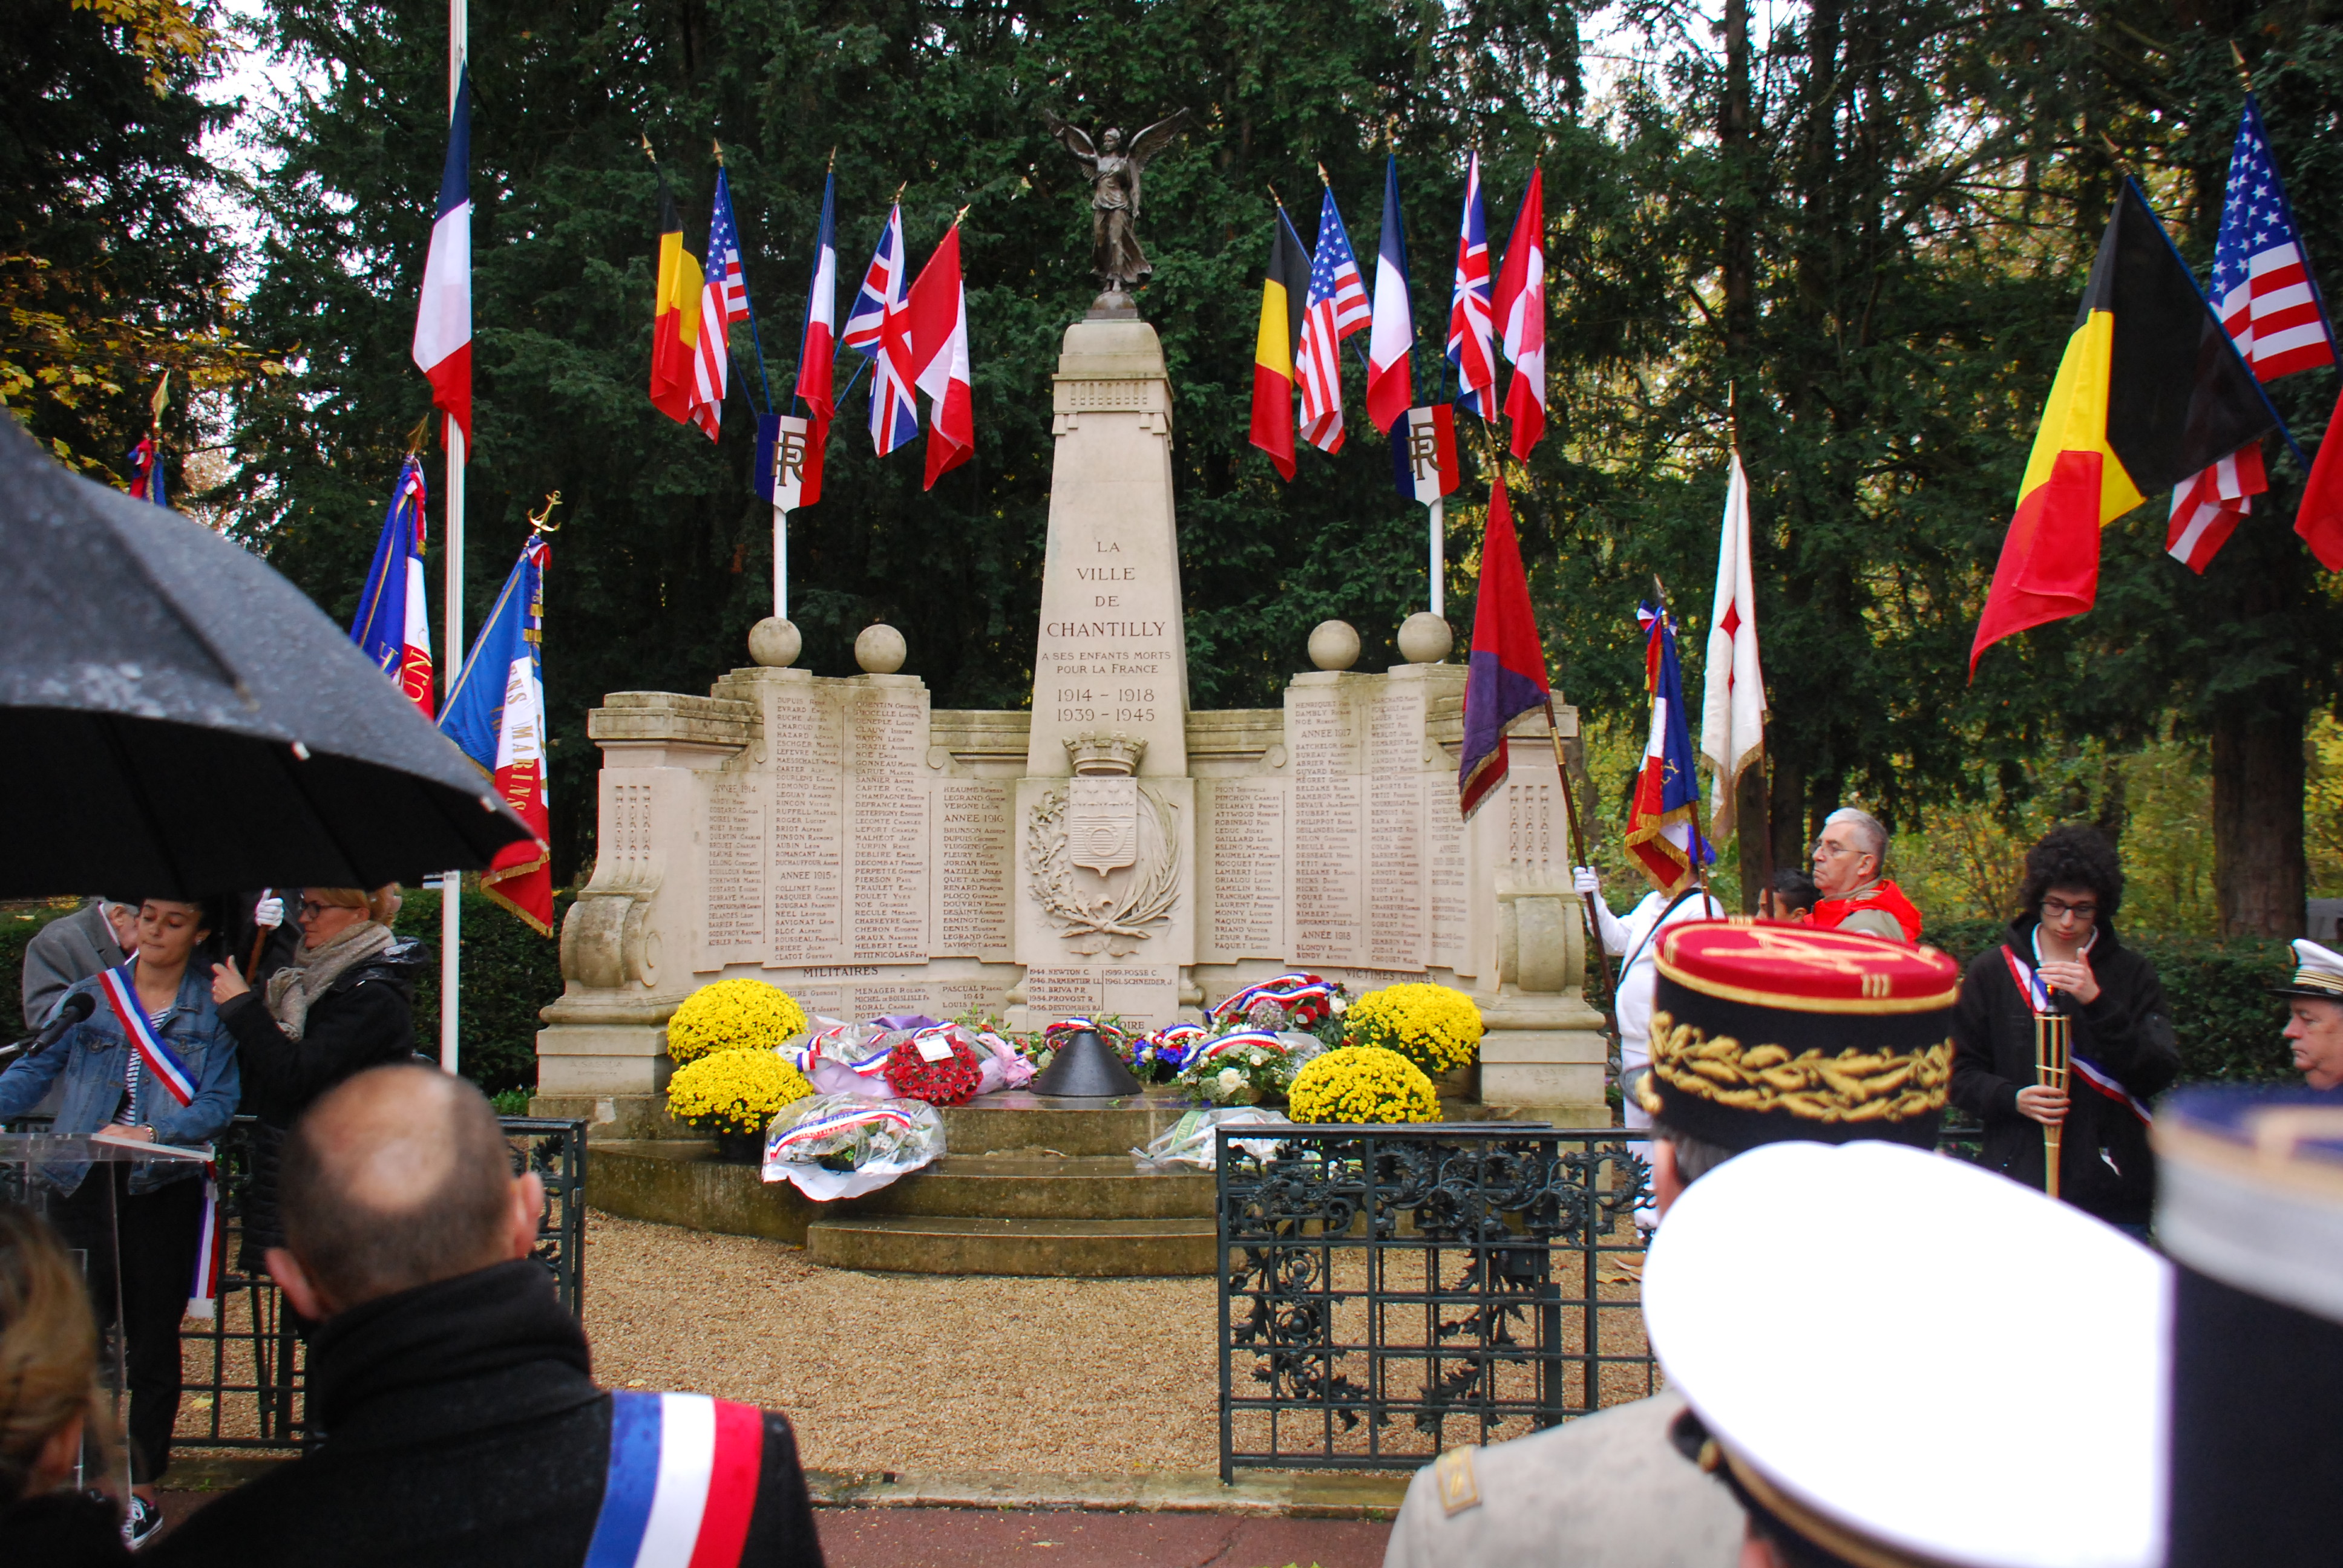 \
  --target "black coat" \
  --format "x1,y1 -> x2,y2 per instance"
221,940 -> 422,1266
1949,917 -> 2179,1225
145,1261 -> 825,1568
